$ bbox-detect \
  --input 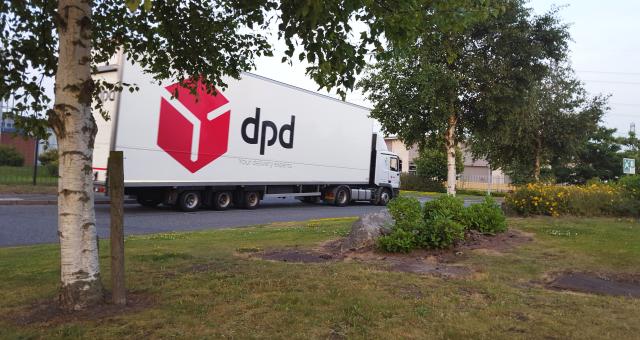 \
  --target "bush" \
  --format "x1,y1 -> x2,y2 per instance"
38,148 -> 59,176
619,175 -> 640,200
387,196 -> 422,231
379,195 -> 508,252
400,173 -> 445,192
0,145 -> 24,166
464,197 -> 507,234
378,229 -> 415,253
417,216 -> 465,249
505,182 -> 635,217
423,195 -> 466,223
